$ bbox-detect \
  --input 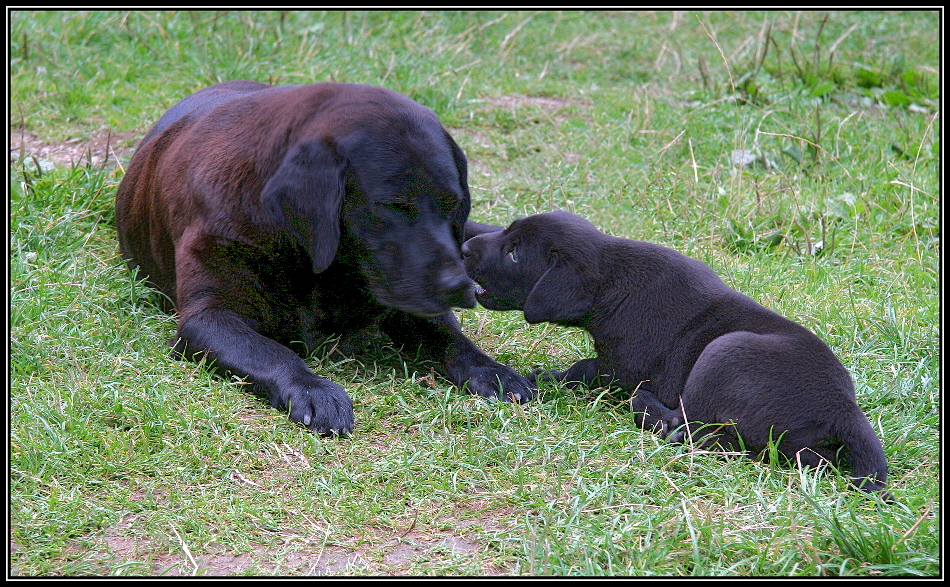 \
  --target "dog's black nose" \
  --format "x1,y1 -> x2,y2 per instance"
461,241 -> 472,258
440,270 -> 472,292
438,270 -> 476,309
